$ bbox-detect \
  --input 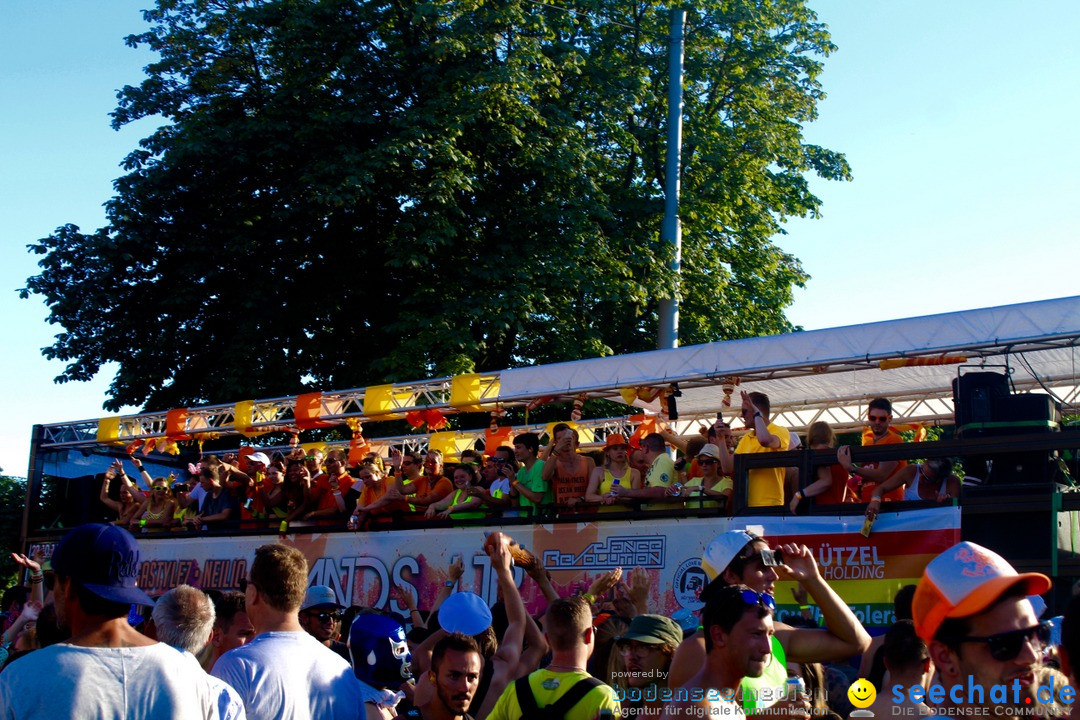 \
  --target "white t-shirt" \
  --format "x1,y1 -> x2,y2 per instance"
212,631 -> 366,720
181,650 -> 246,720
0,641 -> 219,719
